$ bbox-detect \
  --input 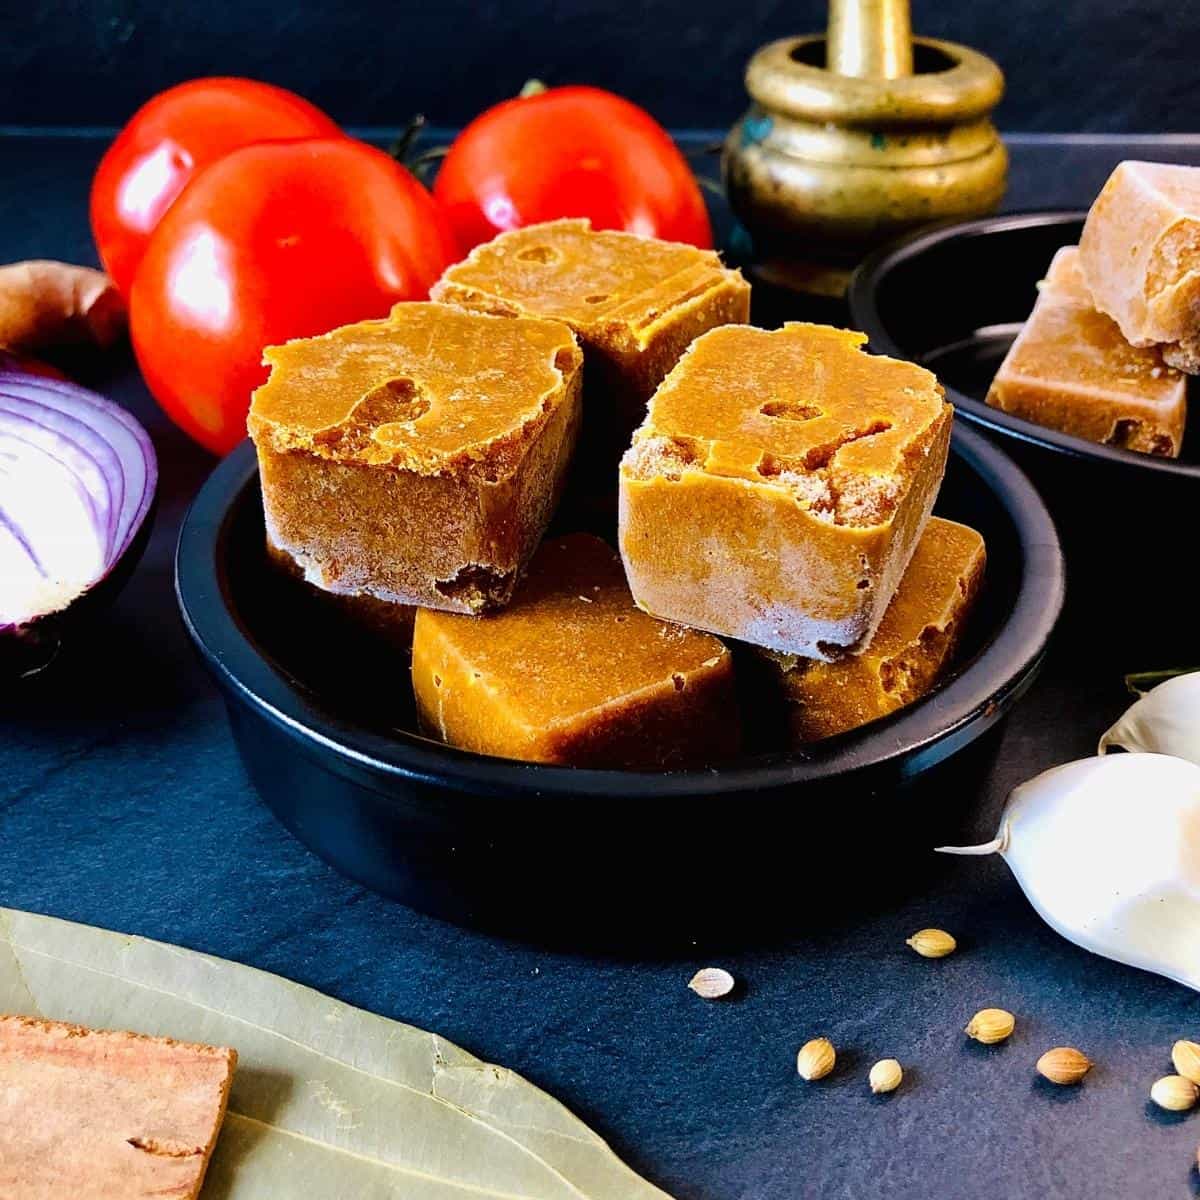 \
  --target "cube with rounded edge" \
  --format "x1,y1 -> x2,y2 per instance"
757,517 -> 986,742
431,218 -> 750,438
247,303 -> 583,614
1079,160 -> 1200,373
411,533 -> 741,769
618,323 -> 952,659
987,246 -> 1186,457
